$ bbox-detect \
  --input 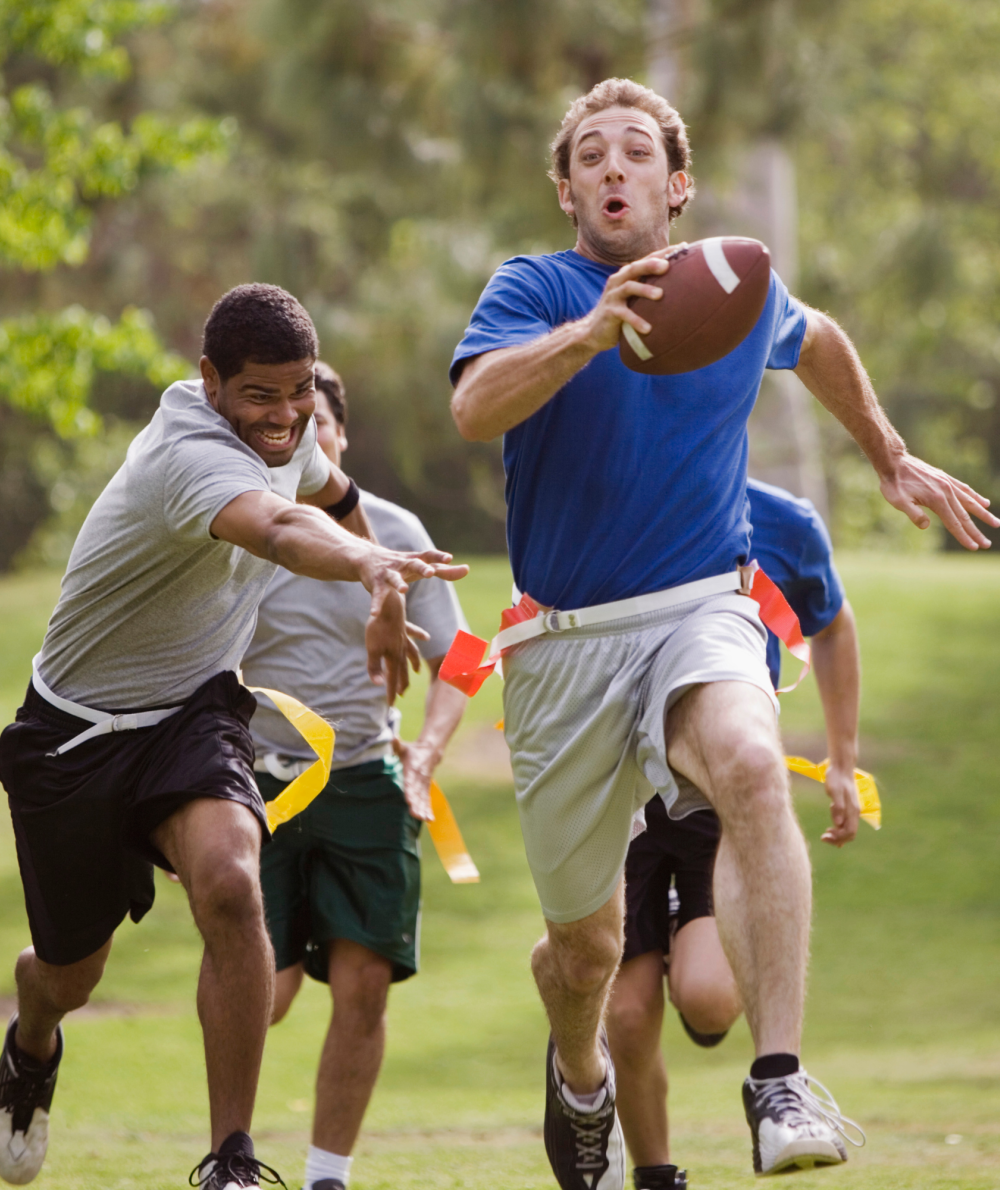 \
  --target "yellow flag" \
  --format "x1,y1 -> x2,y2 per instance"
785,756 -> 881,830
426,780 -> 480,883
247,687 -> 335,833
